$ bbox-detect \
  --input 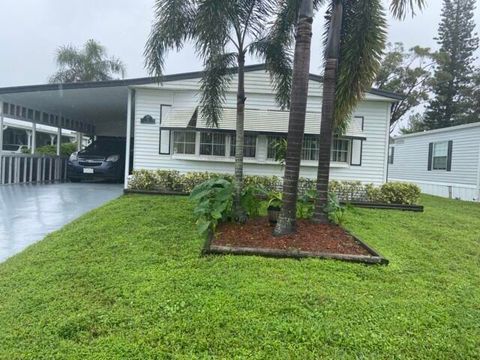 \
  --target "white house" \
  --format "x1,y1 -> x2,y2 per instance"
388,122 -> 480,201
131,65 -> 400,185
0,64 -> 401,187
